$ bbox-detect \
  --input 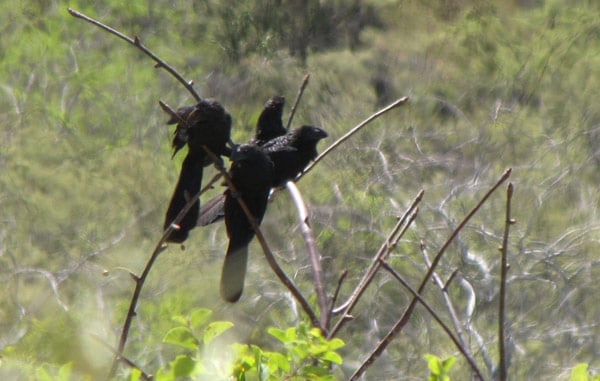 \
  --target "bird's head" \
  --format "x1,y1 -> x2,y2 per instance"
295,125 -> 328,142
